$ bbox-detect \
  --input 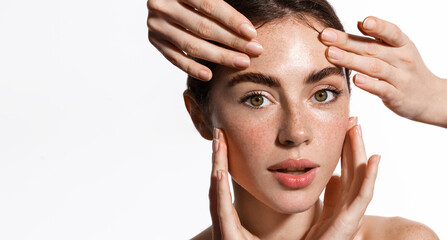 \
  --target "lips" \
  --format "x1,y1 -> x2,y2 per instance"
268,159 -> 319,189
